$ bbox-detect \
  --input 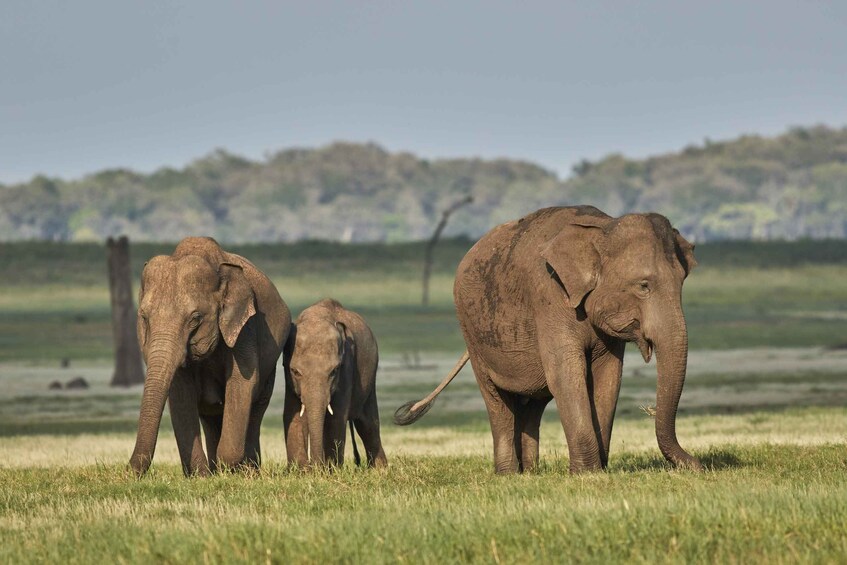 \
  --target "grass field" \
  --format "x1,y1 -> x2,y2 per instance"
1,239 -> 846,563
1,354 -> 847,563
